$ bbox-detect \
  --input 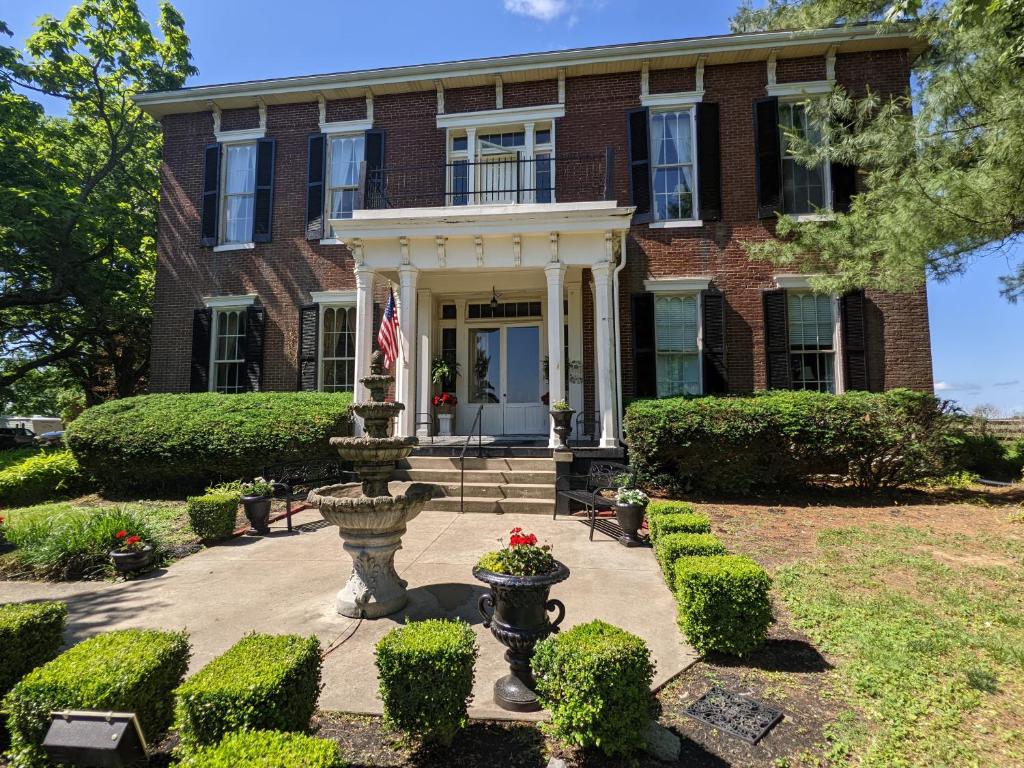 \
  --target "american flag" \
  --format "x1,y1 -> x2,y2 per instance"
377,287 -> 399,369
